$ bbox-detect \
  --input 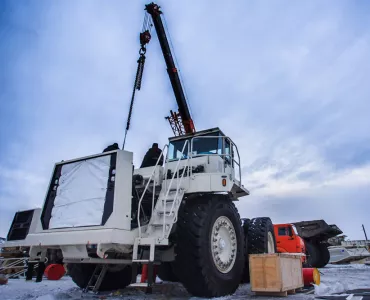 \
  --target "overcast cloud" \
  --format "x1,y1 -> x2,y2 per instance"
1,0 -> 369,239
